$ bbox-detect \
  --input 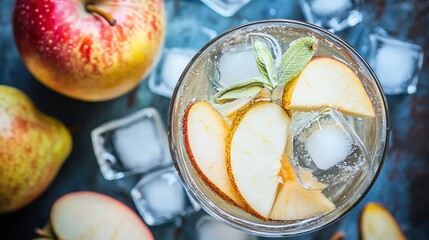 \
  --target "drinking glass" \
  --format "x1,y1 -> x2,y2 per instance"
168,20 -> 389,236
